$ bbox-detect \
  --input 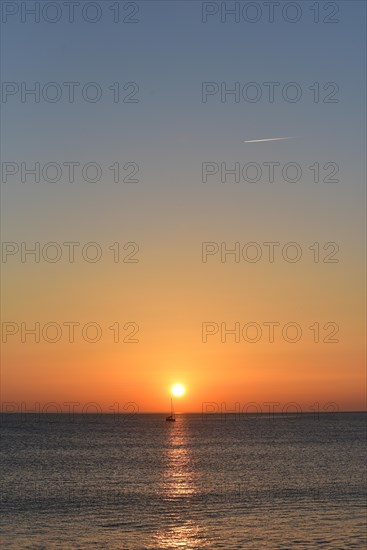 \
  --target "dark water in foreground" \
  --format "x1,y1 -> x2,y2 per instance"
1,413 -> 366,549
